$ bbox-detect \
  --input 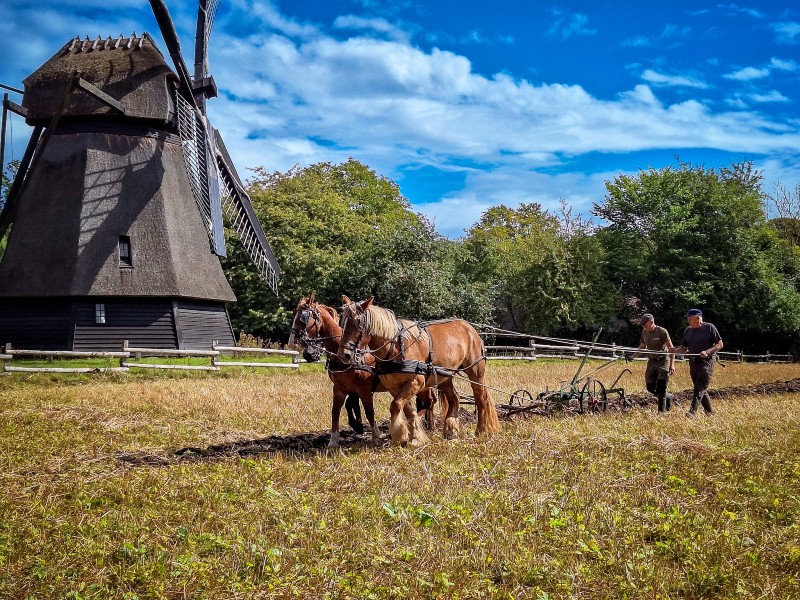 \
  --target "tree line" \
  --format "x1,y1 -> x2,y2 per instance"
3,156 -> 798,354
223,158 -> 800,355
